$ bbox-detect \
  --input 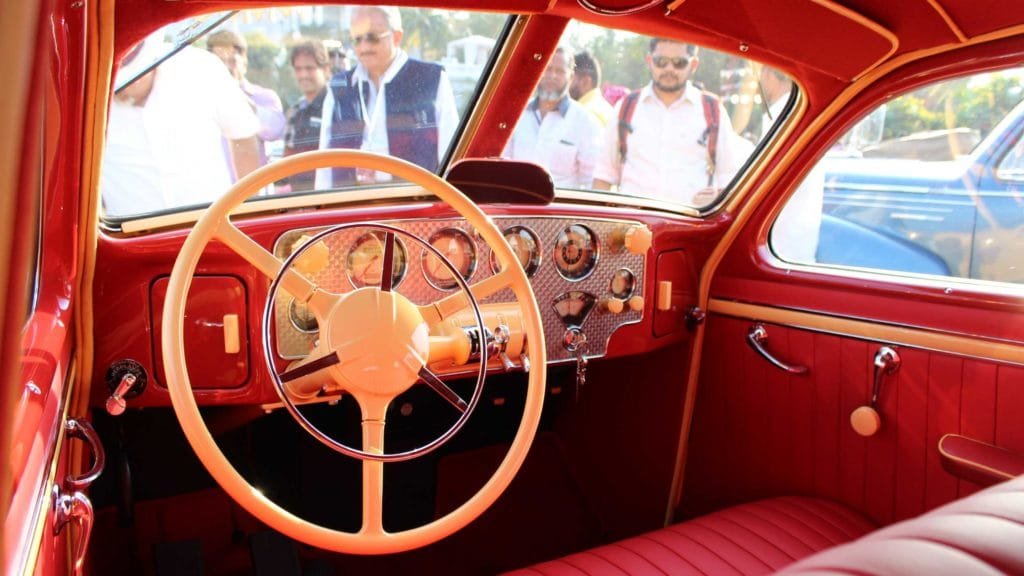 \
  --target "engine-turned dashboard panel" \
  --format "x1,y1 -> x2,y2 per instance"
272,216 -> 649,365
